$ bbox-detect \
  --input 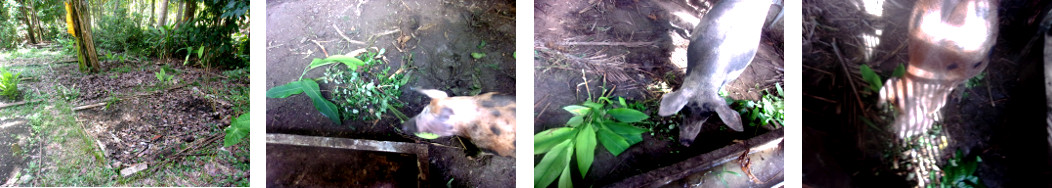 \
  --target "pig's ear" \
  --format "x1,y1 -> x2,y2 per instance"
658,90 -> 690,116
714,102 -> 743,132
417,89 -> 449,99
